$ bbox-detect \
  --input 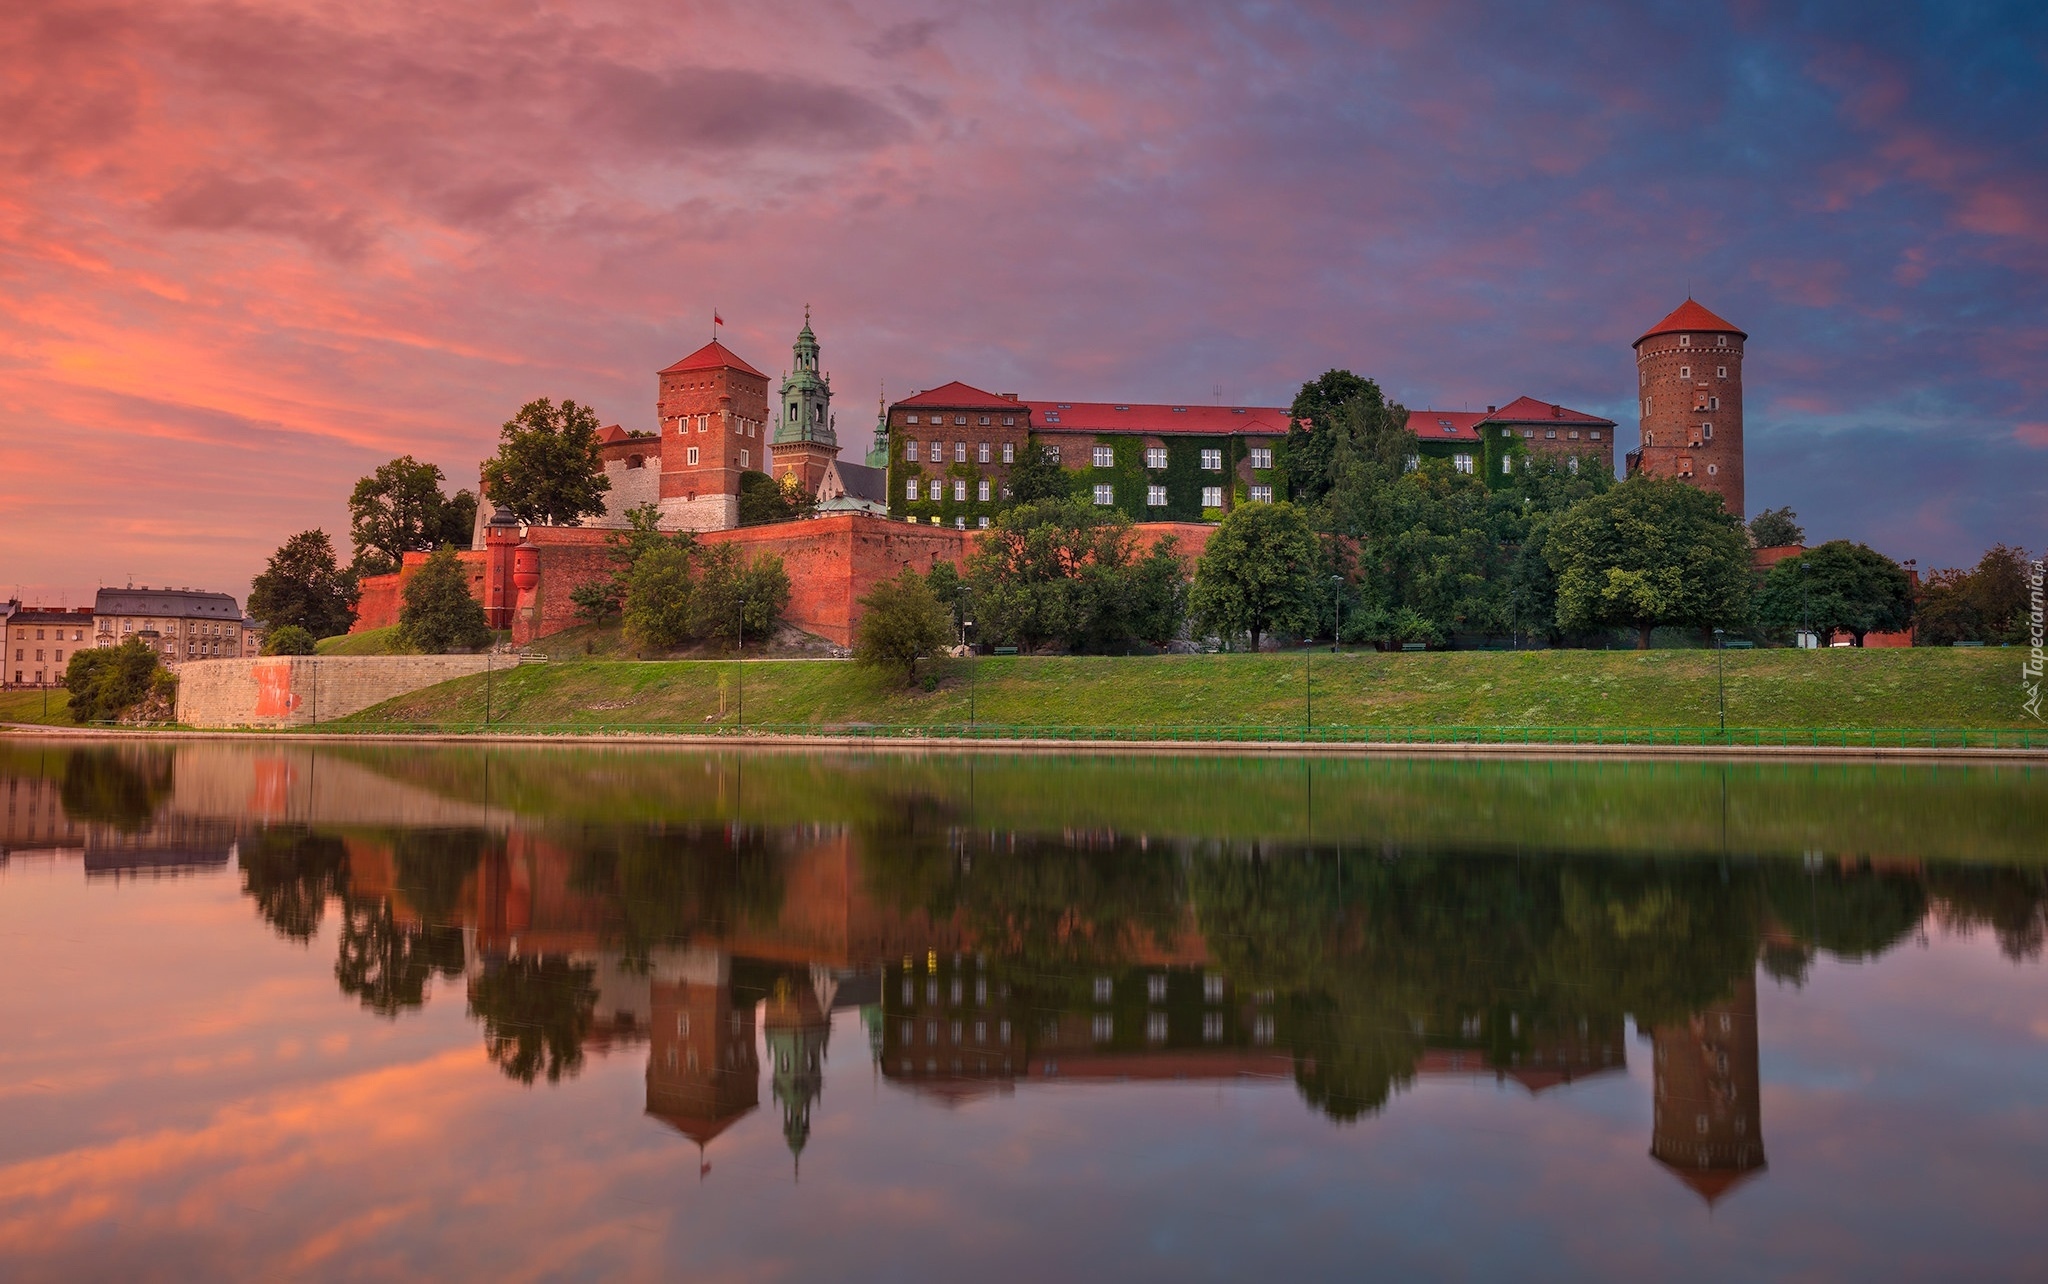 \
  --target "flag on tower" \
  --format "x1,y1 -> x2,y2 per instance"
713,312 -> 724,327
